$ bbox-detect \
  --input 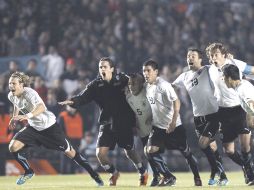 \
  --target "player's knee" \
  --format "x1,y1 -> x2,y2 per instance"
96,149 -> 106,159
198,137 -> 209,149
65,149 -> 76,158
146,146 -> 159,154
224,148 -> 234,155
9,140 -> 23,152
